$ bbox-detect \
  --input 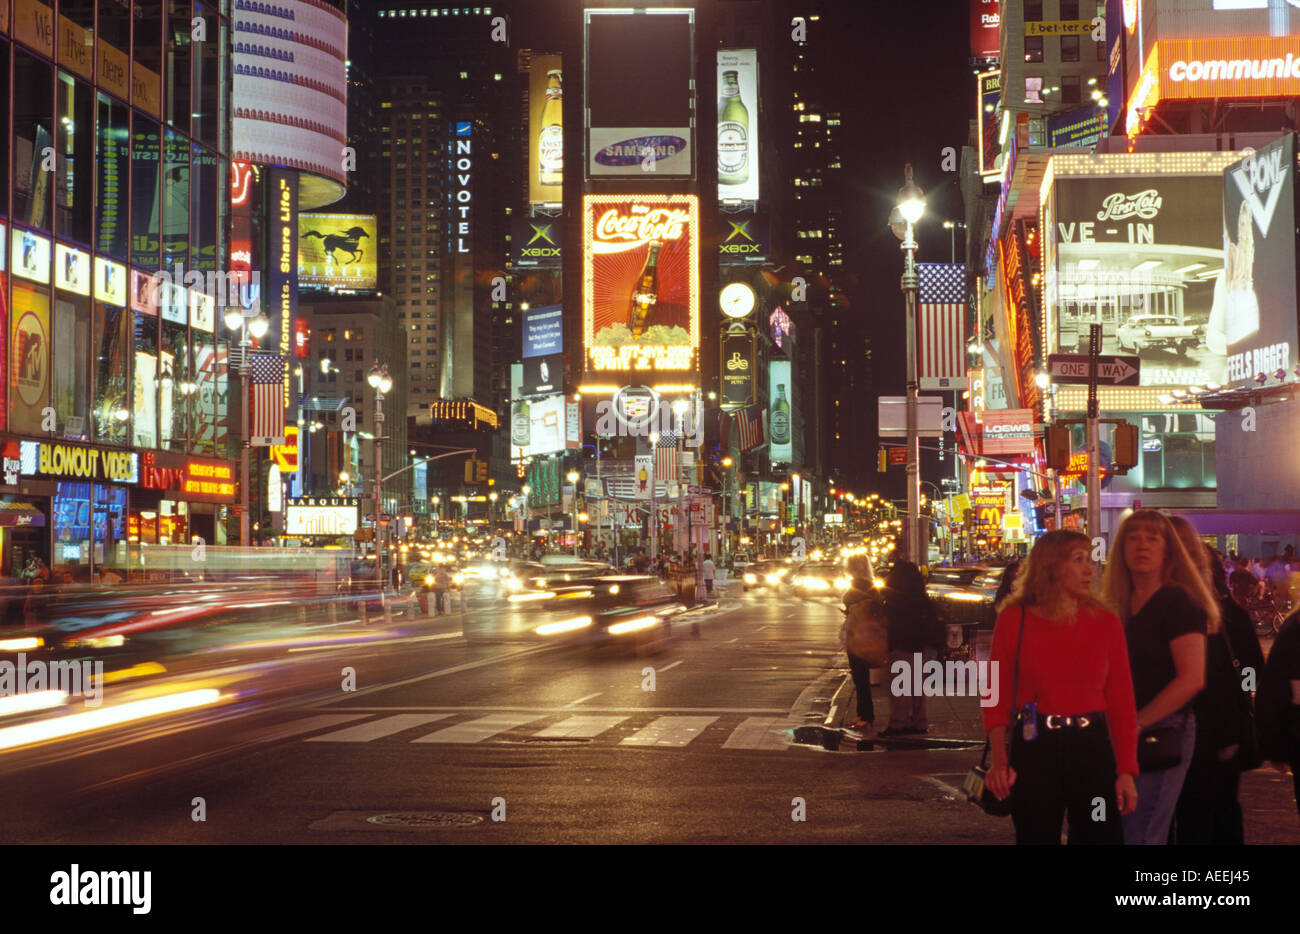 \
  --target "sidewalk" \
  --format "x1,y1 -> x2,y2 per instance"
830,666 -> 987,747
